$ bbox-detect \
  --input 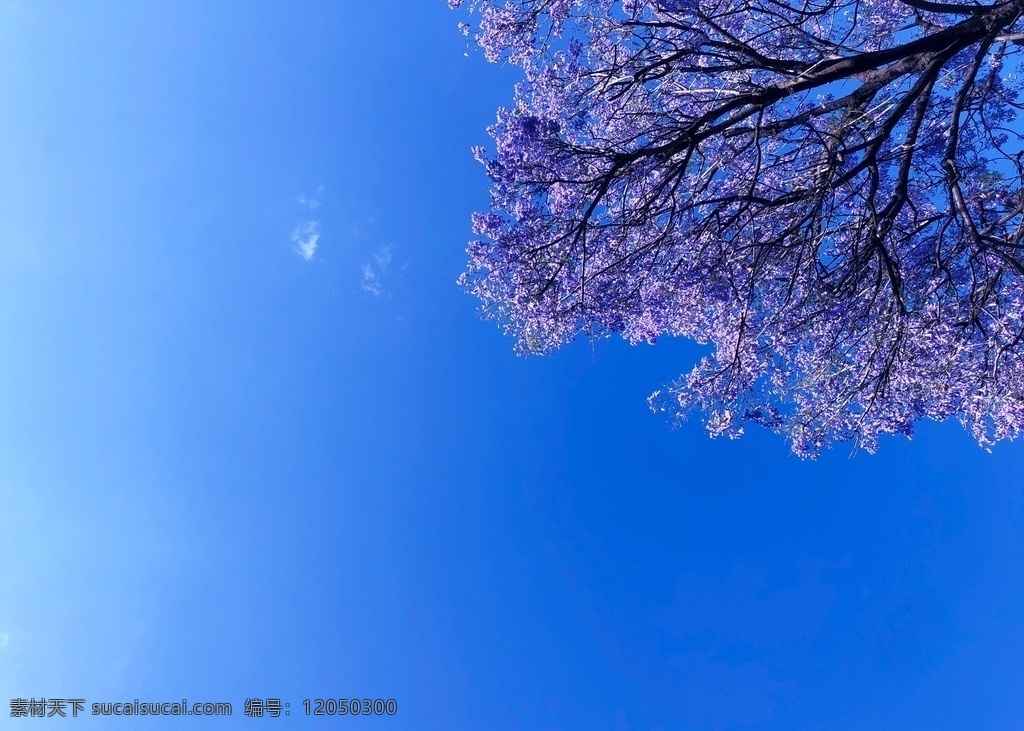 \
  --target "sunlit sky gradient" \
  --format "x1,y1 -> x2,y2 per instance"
1,2 -> 1022,728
